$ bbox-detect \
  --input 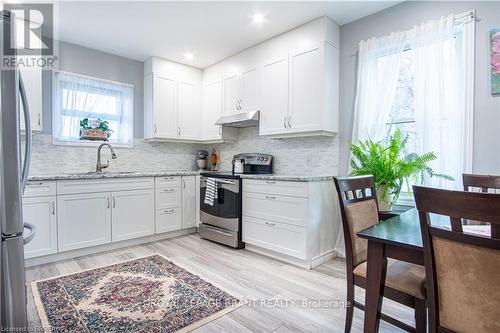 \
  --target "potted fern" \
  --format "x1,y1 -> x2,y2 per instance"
350,130 -> 453,212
